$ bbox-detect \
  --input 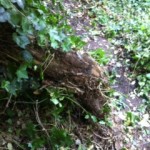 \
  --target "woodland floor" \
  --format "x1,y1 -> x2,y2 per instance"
0,1 -> 150,150
64,0 -> 150,150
